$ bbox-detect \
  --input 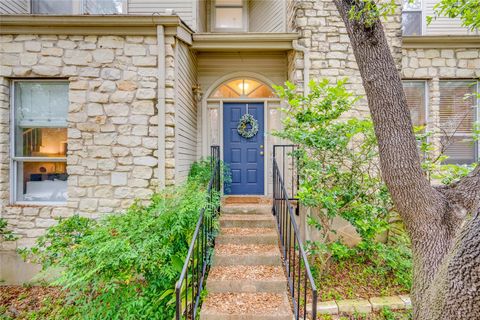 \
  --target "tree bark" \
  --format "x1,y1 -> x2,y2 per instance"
331,0 -> 480,318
